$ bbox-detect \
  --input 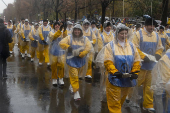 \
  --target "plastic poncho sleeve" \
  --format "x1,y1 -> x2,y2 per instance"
155,37 -> 164,56
59,36 -> 70,50
16,24 -> 20,33
28,31 -> 34,41
92,32 -> 97,45
131,44 -> 141,74
97,35 -> 104,52
63,30 -> 68,38
132,33 -> 146,59
103,44 -> 118,74
79,38 -> 92,58
166,34 -> 170,48
97,29 -> 101,38
39,27 -> 44,40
